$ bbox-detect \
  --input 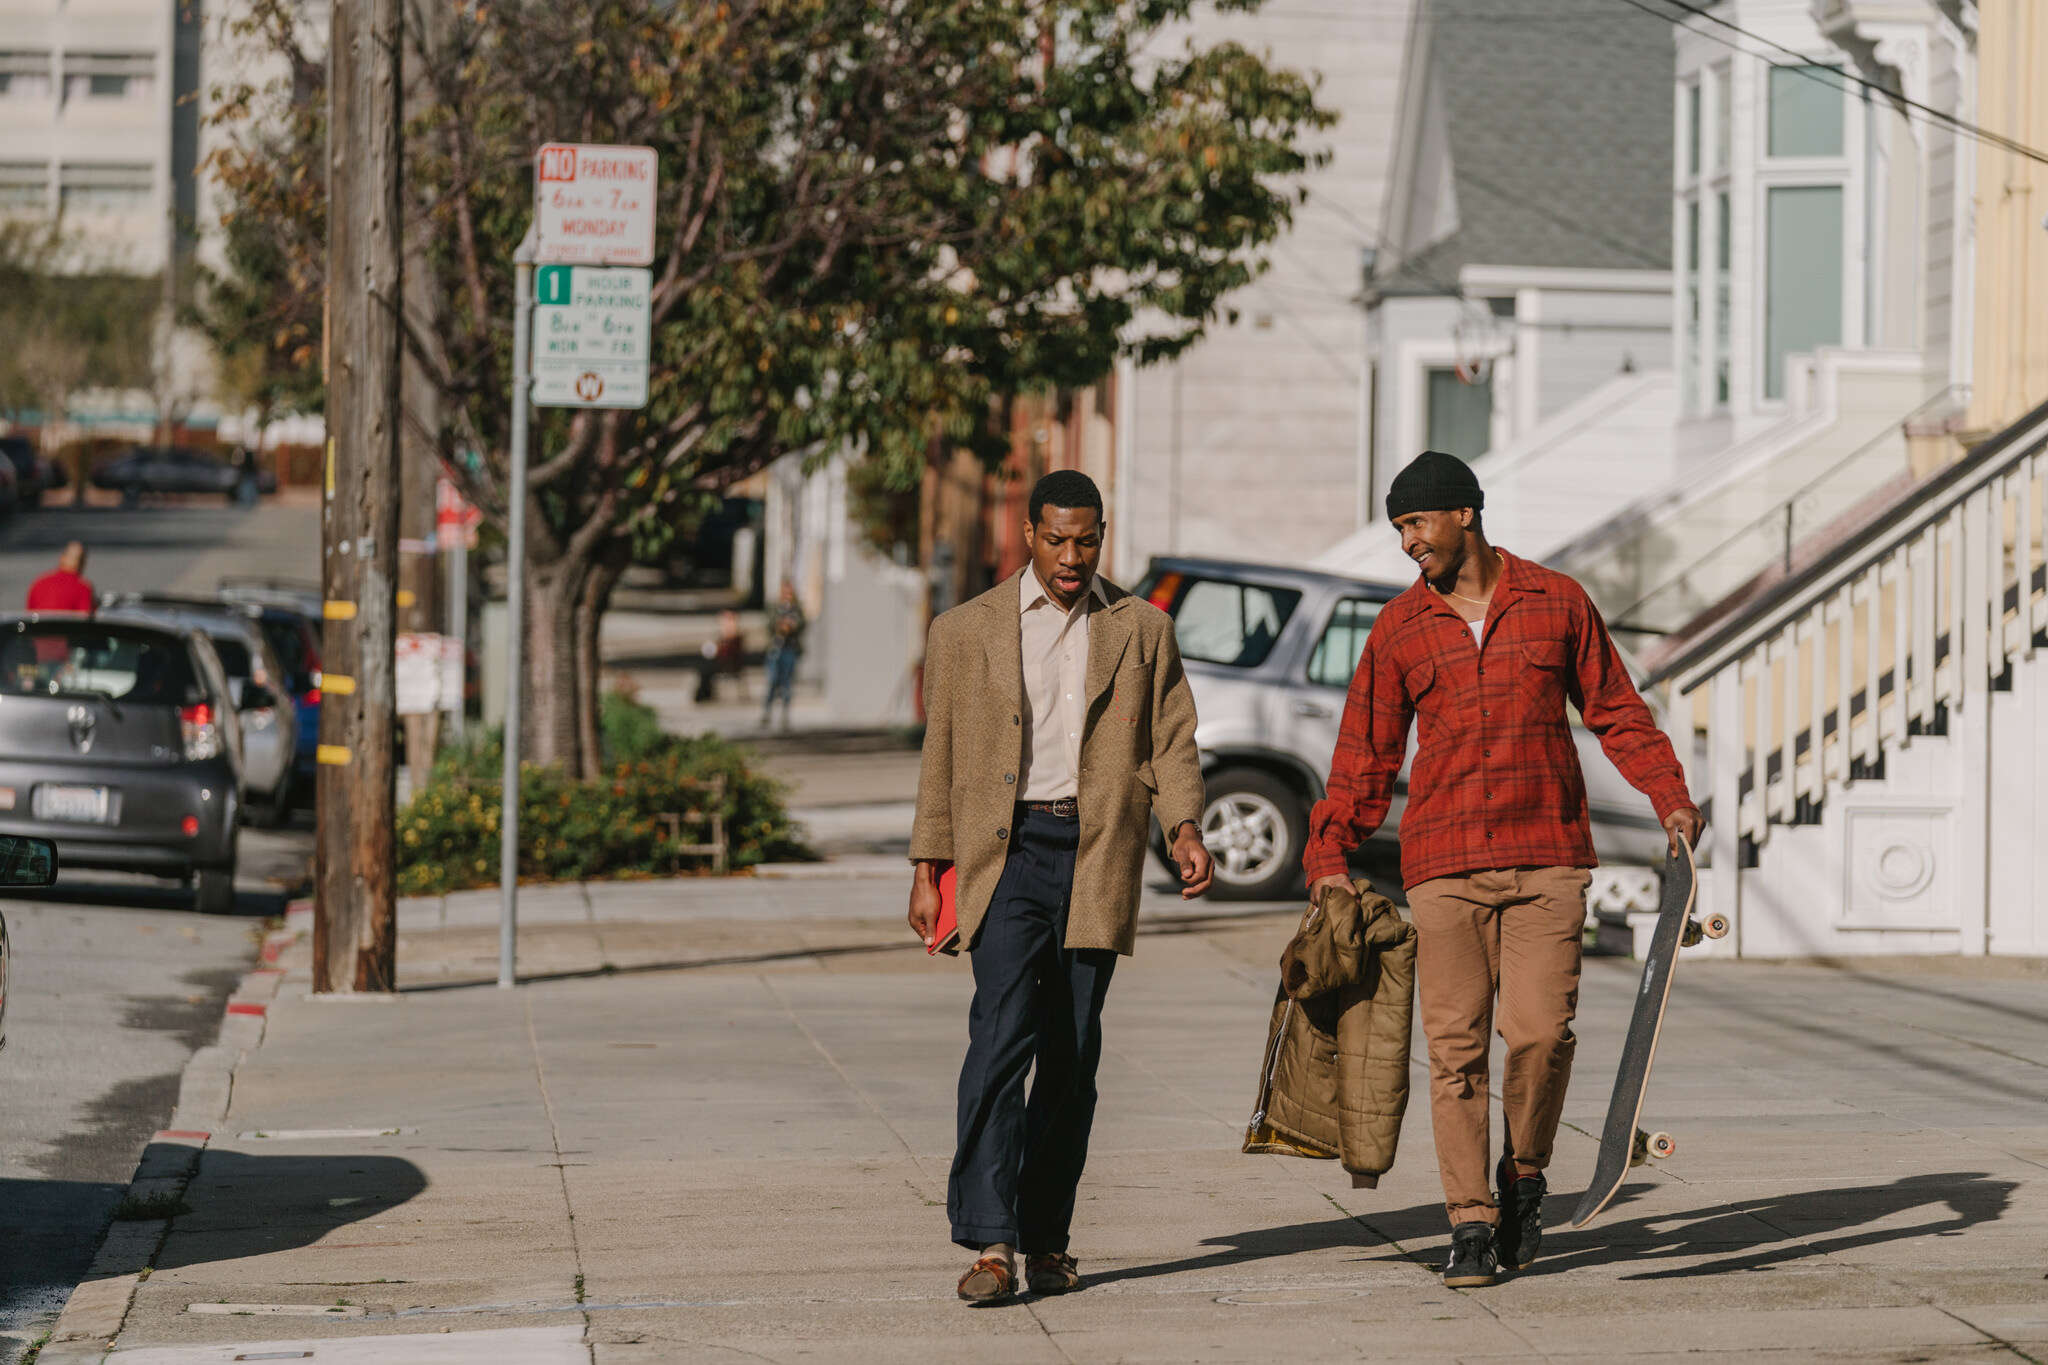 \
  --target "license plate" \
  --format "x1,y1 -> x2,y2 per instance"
34,784 -> 110,823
